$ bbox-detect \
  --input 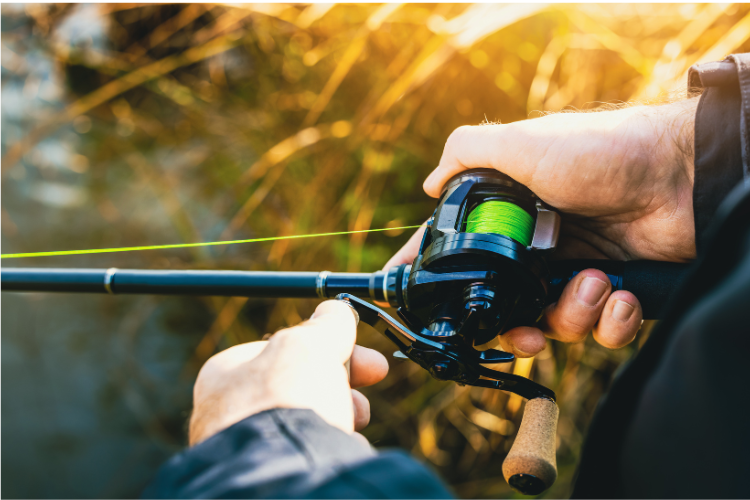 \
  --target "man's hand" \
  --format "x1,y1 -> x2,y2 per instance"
189,300 -> 389,445
386,101 -> 698,357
